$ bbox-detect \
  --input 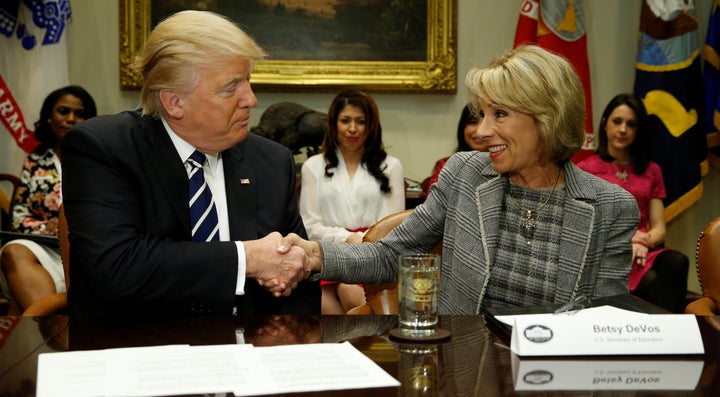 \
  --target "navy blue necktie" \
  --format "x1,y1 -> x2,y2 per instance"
187,150 -> 219,242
